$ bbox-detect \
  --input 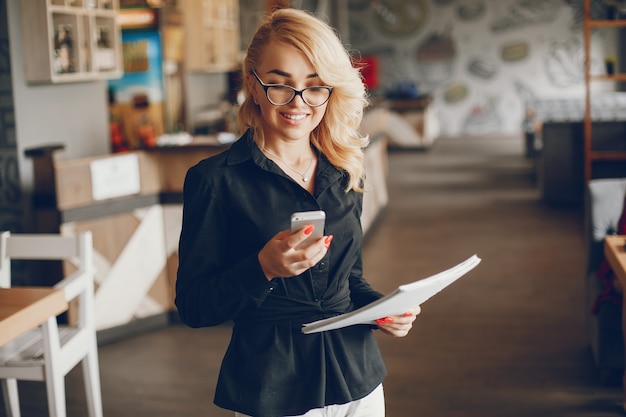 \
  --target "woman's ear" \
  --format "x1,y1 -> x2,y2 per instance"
245,73 -> 259,105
